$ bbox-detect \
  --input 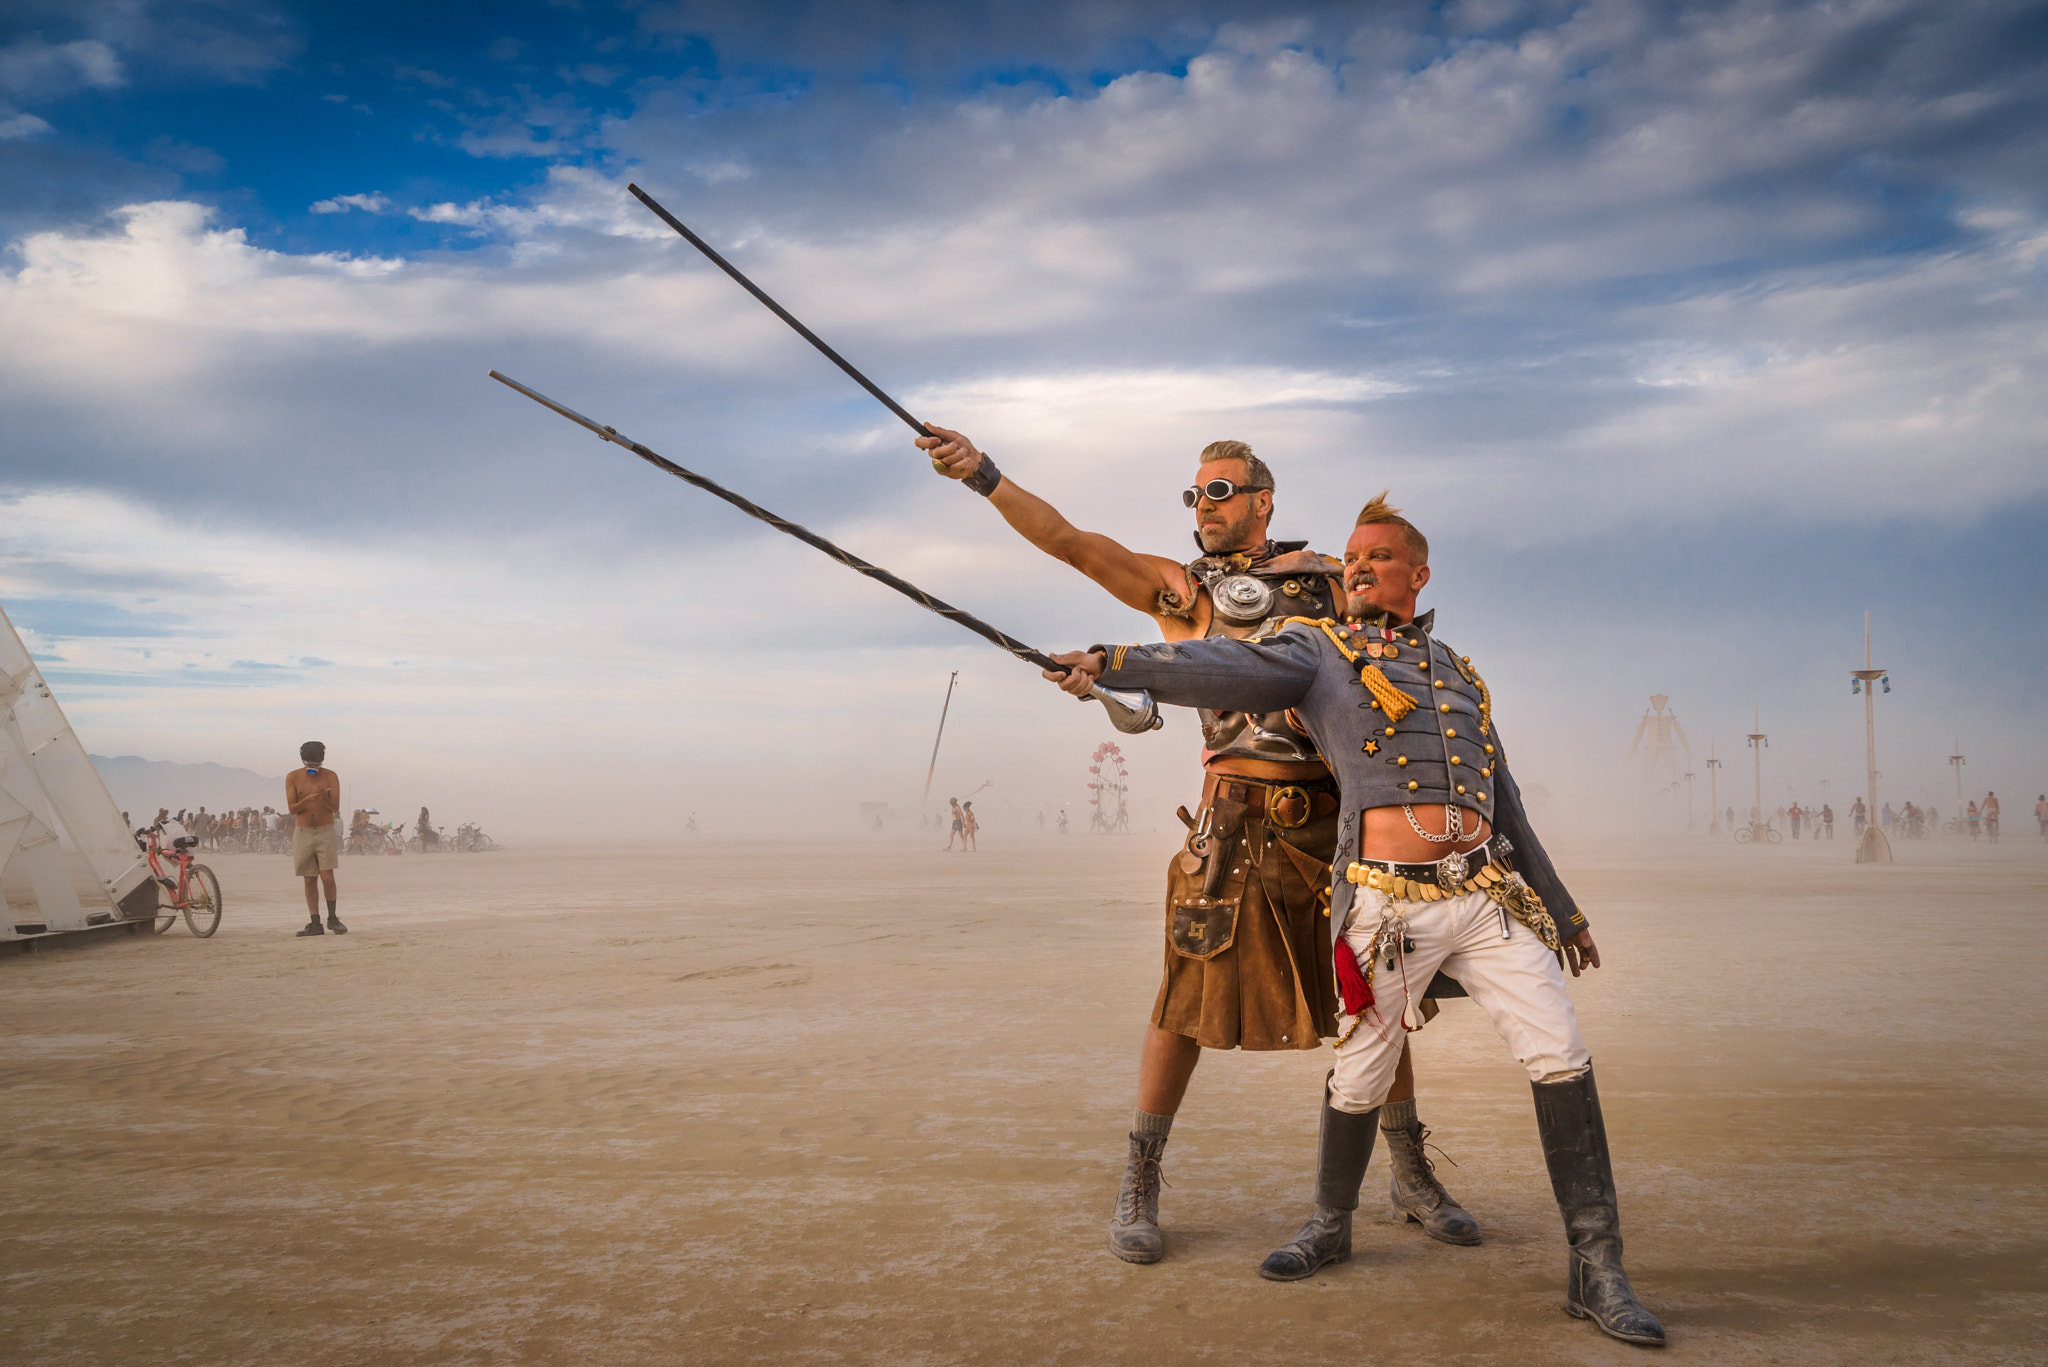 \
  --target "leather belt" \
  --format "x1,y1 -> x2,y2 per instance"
1201,772 -> 1339,830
